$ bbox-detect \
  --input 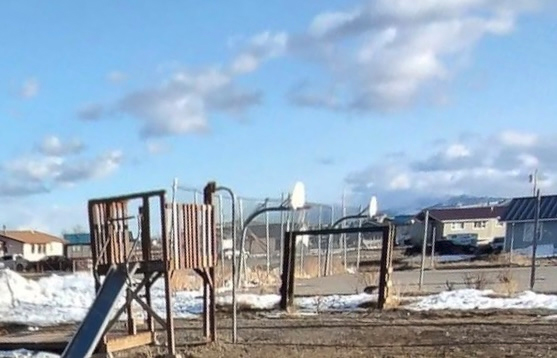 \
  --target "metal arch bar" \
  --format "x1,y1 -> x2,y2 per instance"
290,225 -> 387,236
89,190 -> 166,204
